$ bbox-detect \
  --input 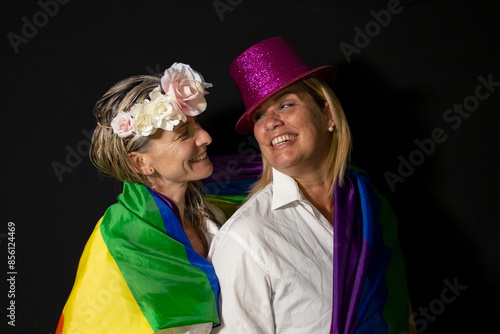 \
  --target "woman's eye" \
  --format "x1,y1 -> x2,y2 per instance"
253,112 -> 265,123
178,129 -> 189,140
279,102 -> 294,110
